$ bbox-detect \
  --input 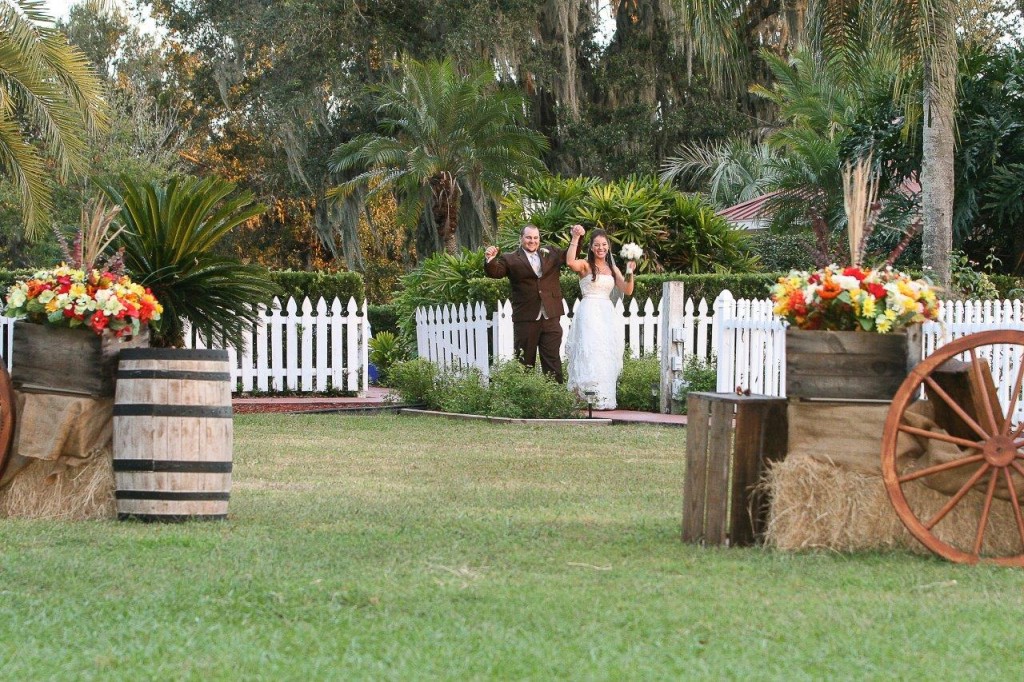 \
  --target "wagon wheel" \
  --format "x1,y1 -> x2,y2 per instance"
881,330 -> 1024,565
0,361 -> 15,481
